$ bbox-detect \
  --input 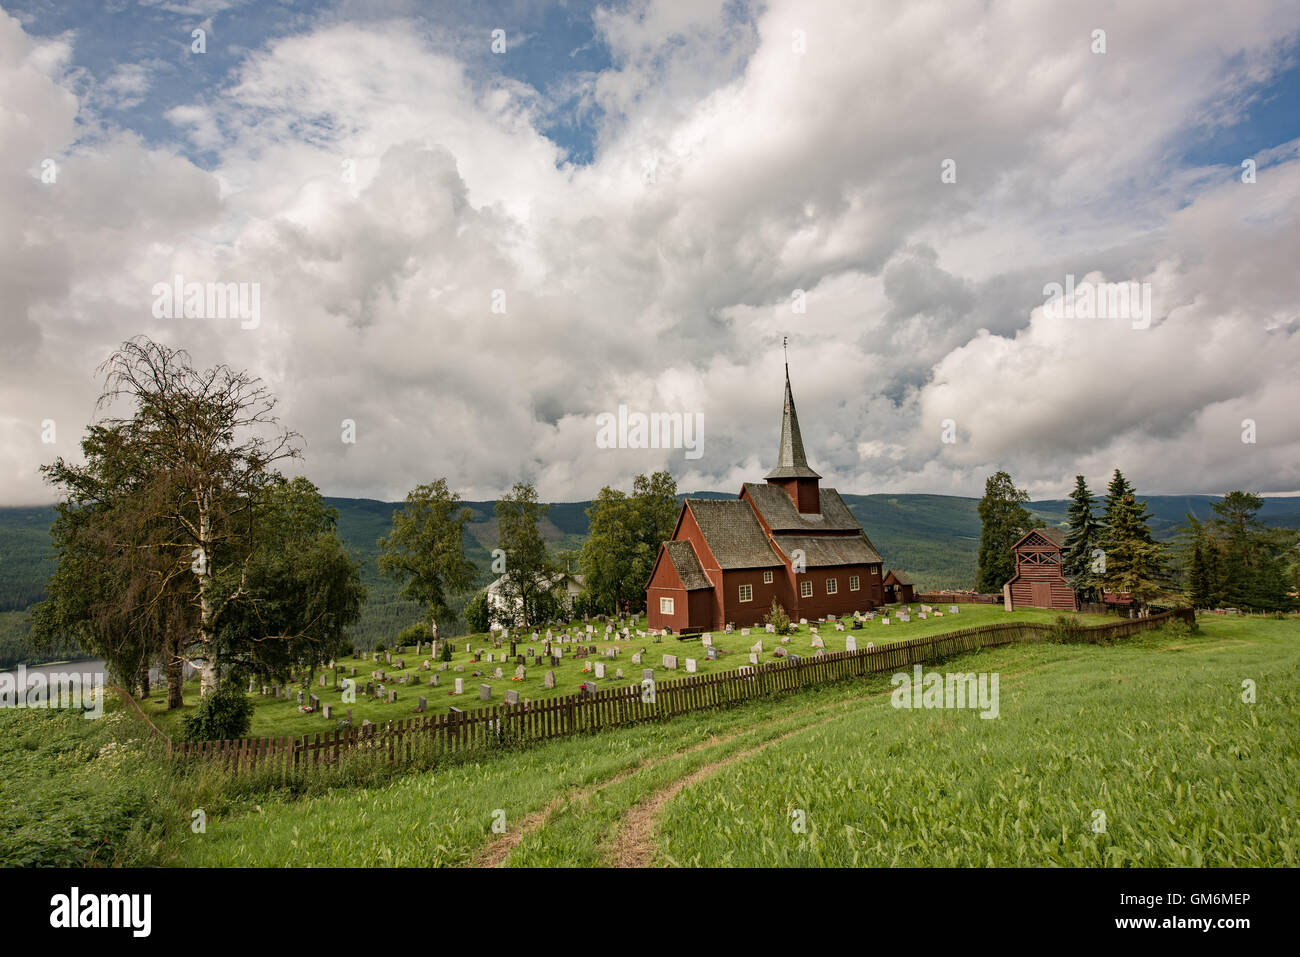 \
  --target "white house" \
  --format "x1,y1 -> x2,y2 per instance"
486,571 -> 584,624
